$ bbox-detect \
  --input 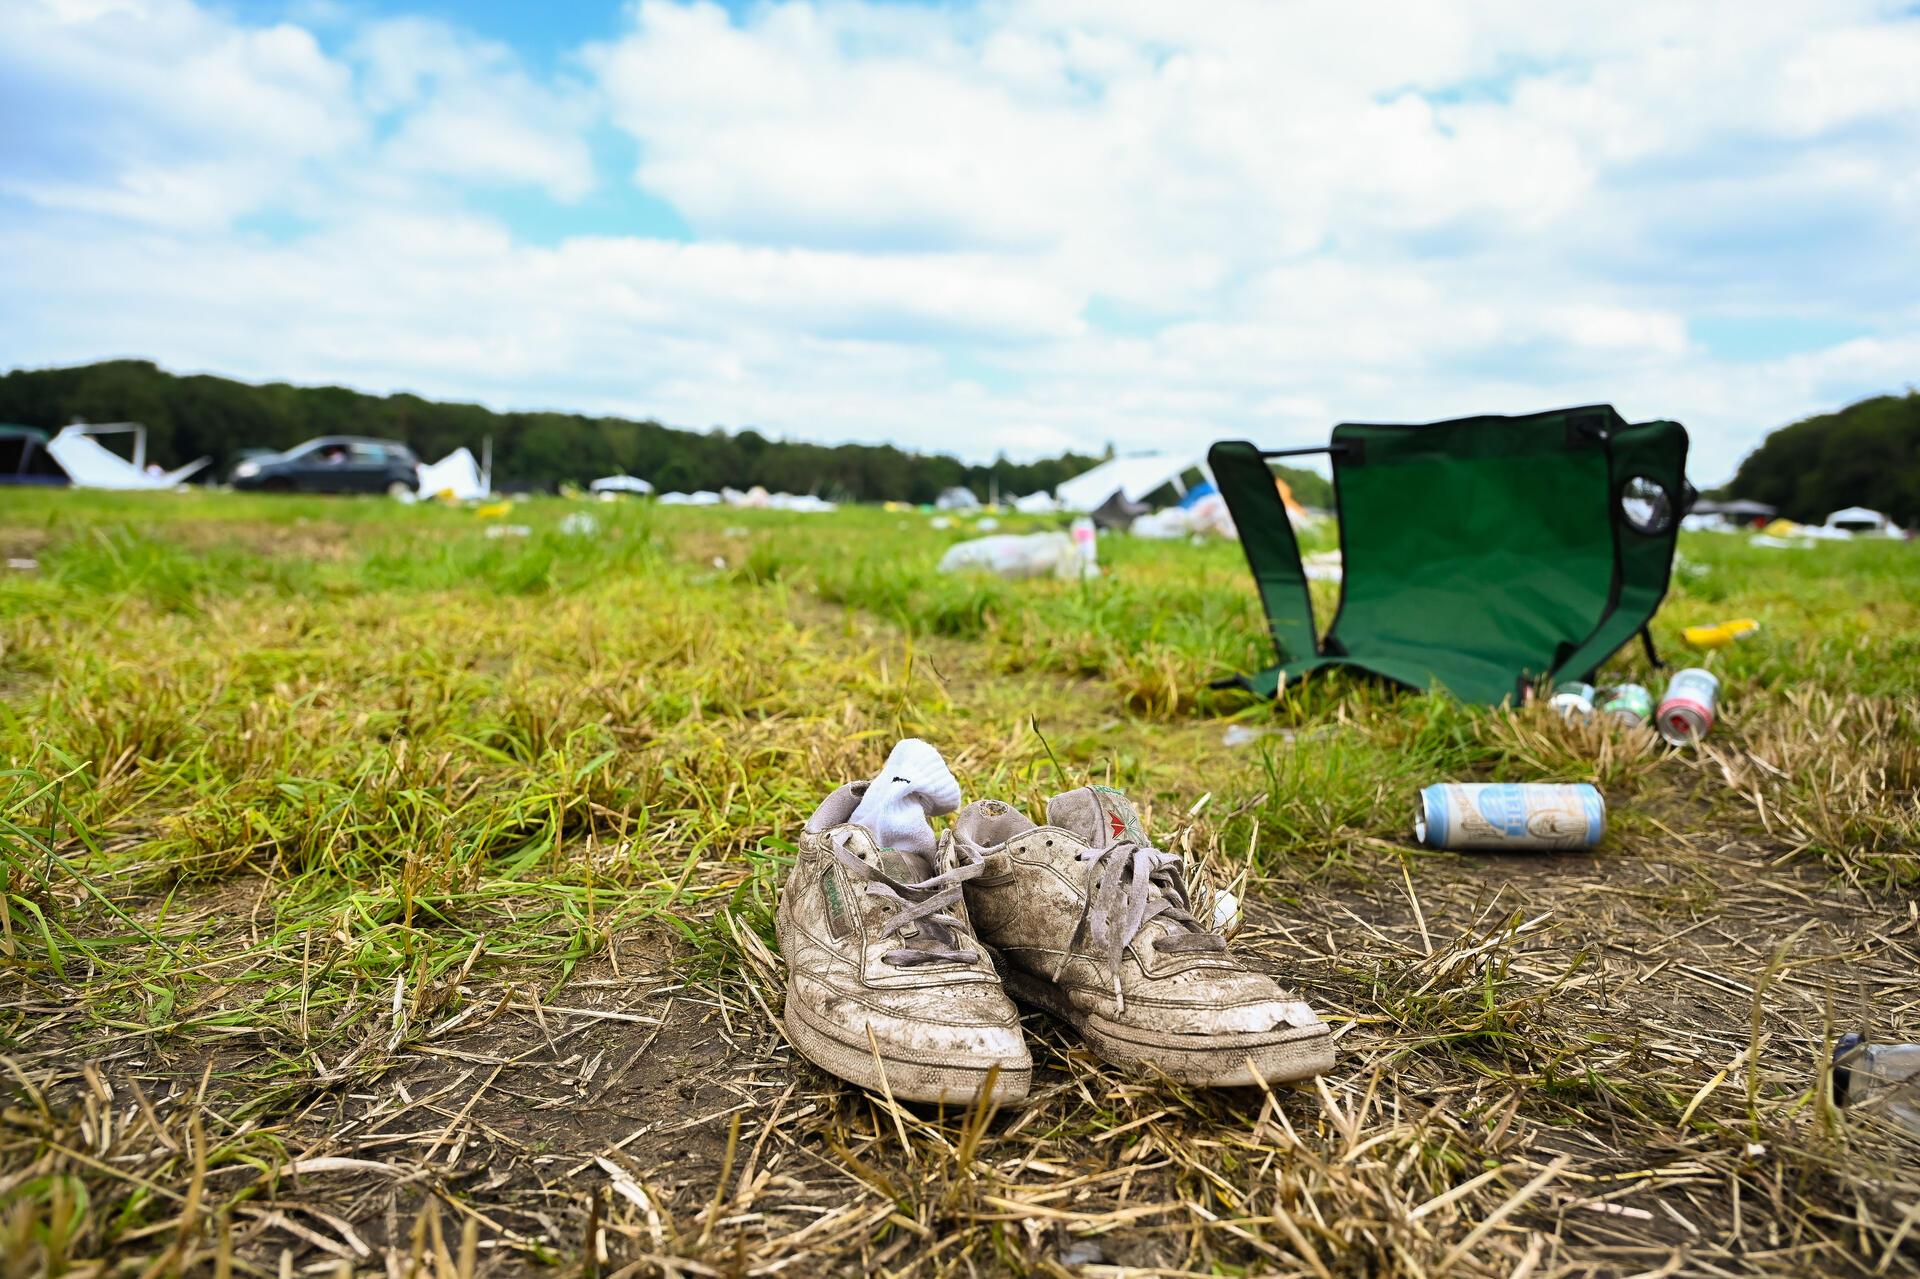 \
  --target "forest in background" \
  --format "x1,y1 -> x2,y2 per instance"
1725,390 -> 1919,527
0,360 -> 1339,506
